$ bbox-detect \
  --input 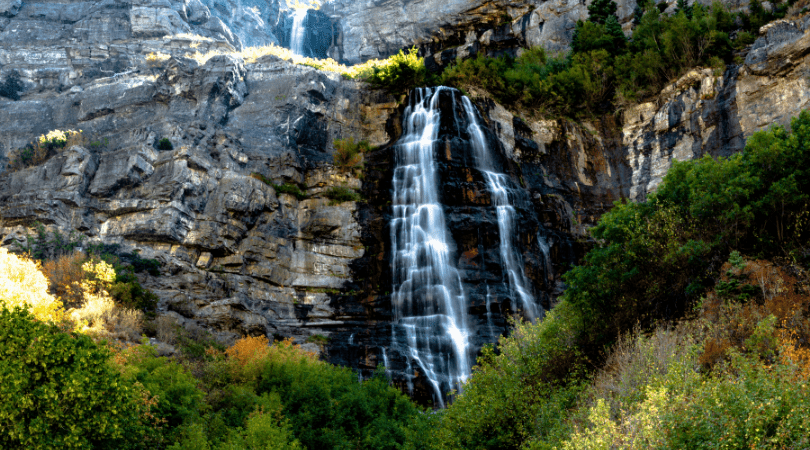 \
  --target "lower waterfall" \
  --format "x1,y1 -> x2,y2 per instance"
389,87 -> 544,406
390,87 -> 471,407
